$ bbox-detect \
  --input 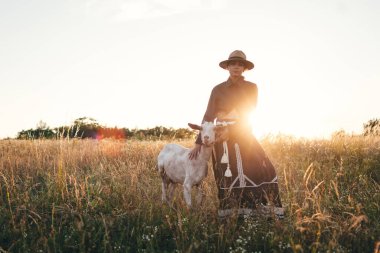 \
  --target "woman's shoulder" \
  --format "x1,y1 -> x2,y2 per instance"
211,81 -> 228,91
242,80 -> 258,91
243,80 -> 257,87
215,80 -> 228,87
